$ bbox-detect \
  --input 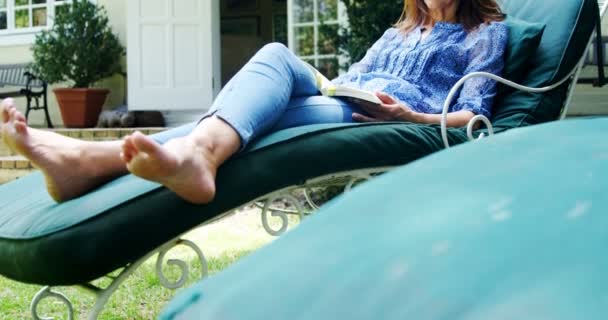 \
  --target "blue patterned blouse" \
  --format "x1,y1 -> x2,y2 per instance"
333,22 -> 509,118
